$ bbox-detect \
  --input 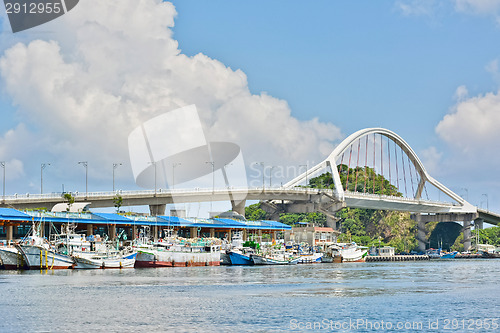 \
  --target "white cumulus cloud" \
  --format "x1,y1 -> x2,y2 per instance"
0,0 -> 342,191
436,87 -> 500,154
